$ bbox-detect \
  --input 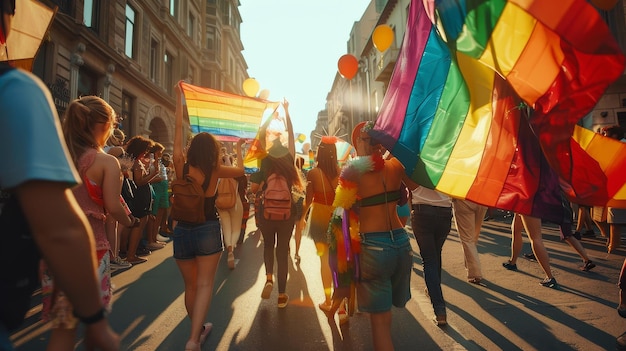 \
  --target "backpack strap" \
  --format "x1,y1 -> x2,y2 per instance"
183,163 -> 211,192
